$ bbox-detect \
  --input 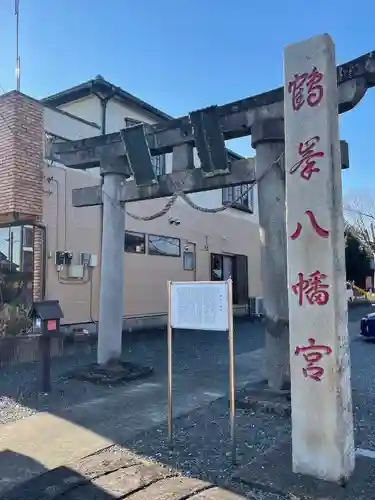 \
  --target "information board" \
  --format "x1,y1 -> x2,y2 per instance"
167,279 -> 236,462
170,281 -> 229,331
